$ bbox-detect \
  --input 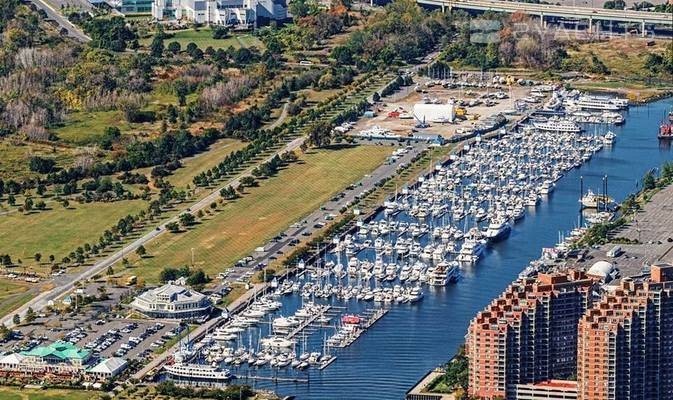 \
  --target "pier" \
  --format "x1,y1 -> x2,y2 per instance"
285,305 -> 331,339
331,308 -> 389,348
235,374 -> 309,383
